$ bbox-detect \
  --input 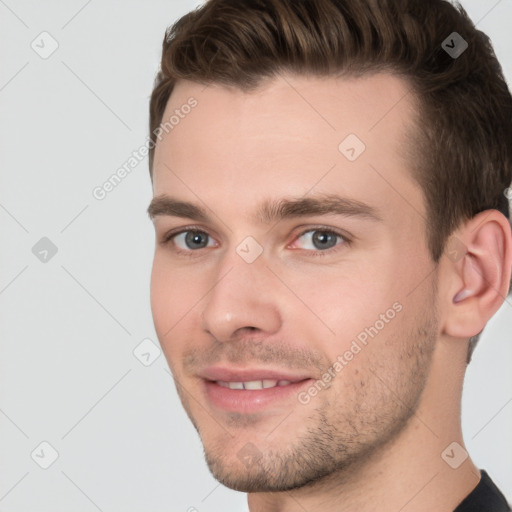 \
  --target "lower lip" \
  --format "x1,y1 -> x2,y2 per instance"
203,379 -> 313,414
